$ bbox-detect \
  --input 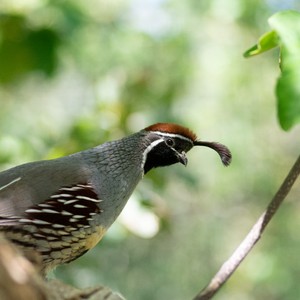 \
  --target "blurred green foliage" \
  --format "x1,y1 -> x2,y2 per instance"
1,1 -> 300,300
0,14 -> 59,83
